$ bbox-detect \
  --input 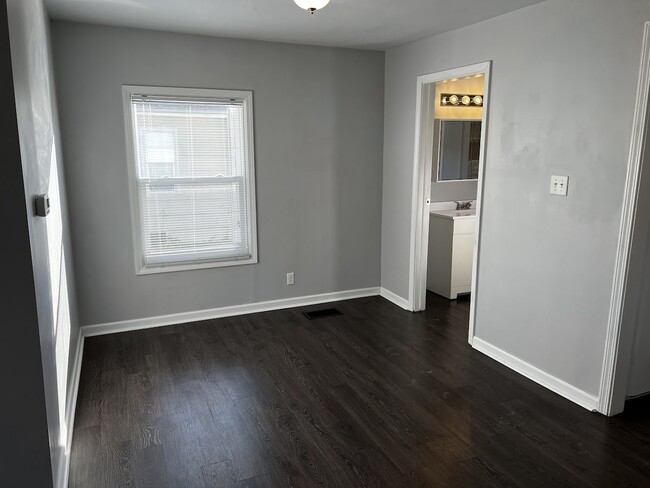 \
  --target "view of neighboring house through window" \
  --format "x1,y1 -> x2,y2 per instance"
124,86 -> 257,273
144,130 -> 177,178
